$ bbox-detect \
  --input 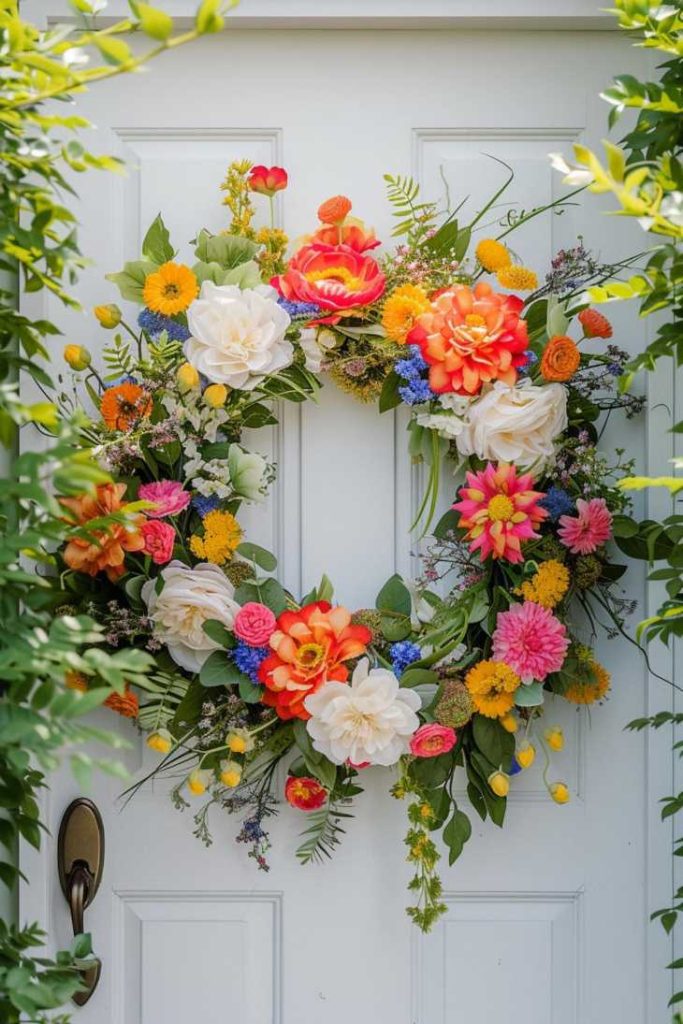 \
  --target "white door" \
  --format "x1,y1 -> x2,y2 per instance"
21,6 -> 673,1023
